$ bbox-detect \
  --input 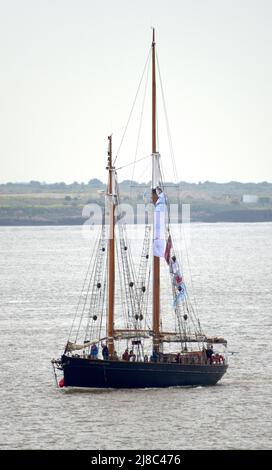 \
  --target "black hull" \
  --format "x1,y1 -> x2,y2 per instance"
61,355 -> 228,388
